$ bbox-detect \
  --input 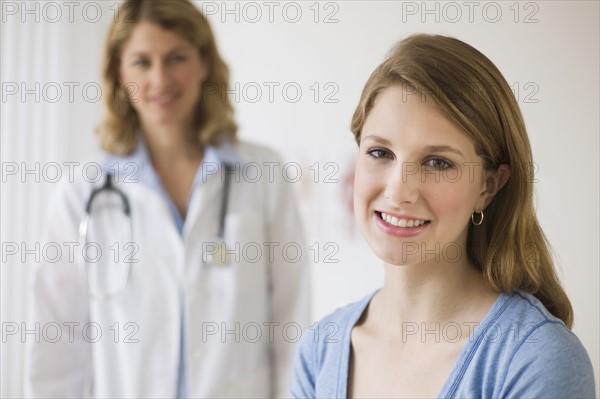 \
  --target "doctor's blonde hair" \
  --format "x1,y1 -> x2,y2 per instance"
350,34 -> 574,328
98,0 -> 237,155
